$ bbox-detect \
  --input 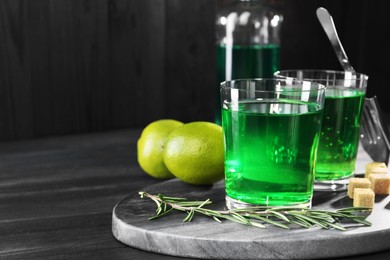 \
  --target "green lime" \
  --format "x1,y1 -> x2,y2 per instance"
163,122 -> 224,185
137,119 -> 184,179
